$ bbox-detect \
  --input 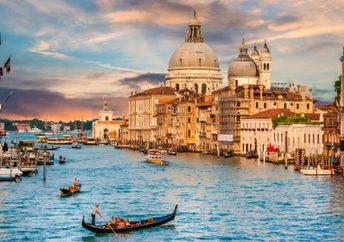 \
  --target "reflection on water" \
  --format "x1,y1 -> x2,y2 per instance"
0,133 -> 343,241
